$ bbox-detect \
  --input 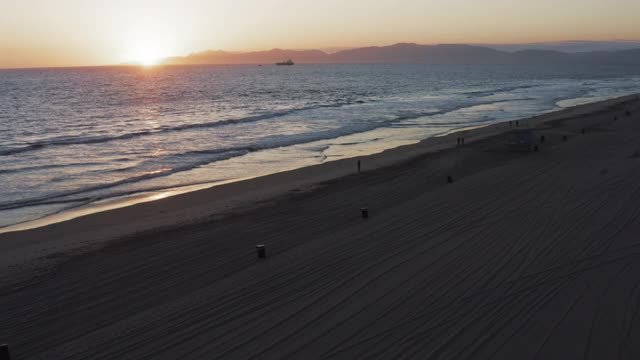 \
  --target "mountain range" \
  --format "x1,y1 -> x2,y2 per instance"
482,40 -> 640,53
162,43 -> 640,66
